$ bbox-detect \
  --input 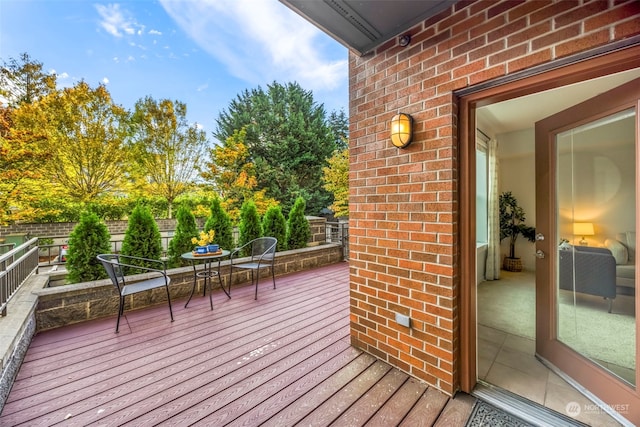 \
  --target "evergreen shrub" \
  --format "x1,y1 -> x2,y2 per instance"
287,196 -> 311,250
66,211 -> 111,284
167,205 -> 198,267
262,205 -> 287,251
238,200 -> 262,255
204,197 -> 234,251
121,204 -> 163,267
